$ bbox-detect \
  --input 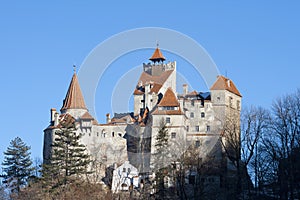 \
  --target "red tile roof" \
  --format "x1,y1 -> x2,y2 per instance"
210,75 -> 242,97
81,112 -> 94,120
139,70 -> 173,85
152,109 -> 184,115
158,88 -> 180,107
187,90 -> 198,96
133,83 -> 163,95
133,70 -> 173,95
61,73 -> 87,111
149,47 -> 165,62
